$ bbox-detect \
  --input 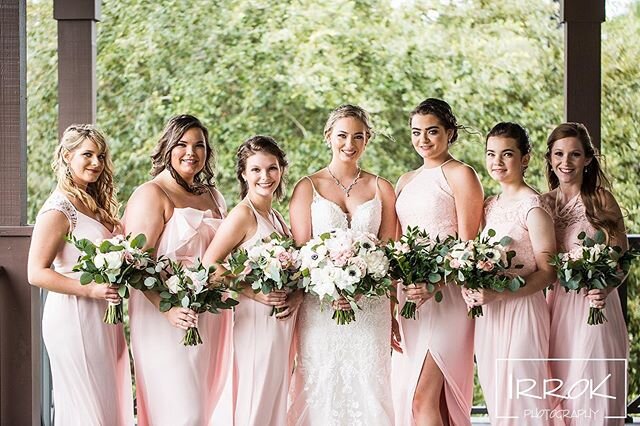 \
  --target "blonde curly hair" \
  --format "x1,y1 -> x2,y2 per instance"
52,124 -> 120,228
